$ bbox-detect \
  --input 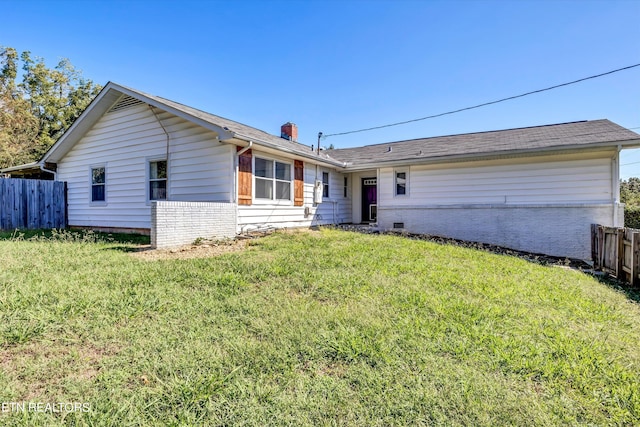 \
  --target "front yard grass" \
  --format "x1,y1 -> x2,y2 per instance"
1,228 -> 639,425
